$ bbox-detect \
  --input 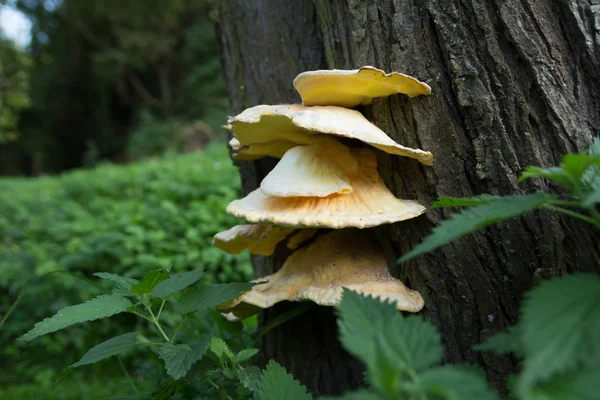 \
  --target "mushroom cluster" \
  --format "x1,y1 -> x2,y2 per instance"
213,66 -> 433,320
